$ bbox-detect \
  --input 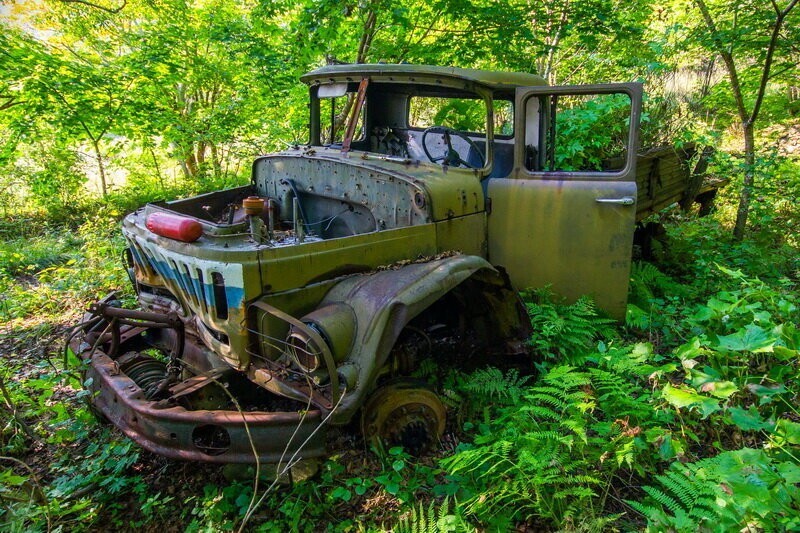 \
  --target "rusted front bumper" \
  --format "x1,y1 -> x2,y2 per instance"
70,306 -> 326,464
